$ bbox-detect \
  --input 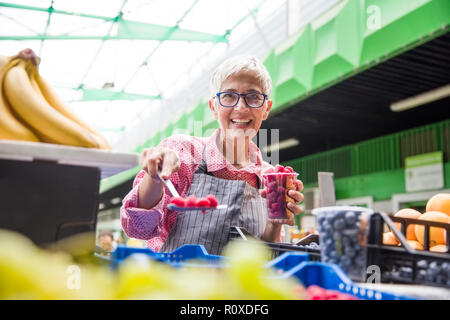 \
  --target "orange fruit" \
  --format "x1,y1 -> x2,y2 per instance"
430,244 -> 448,253
414,211 -> 450,246
383,232 -> 399,245
393,208 -> 421,240
426,193 -> 450,216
